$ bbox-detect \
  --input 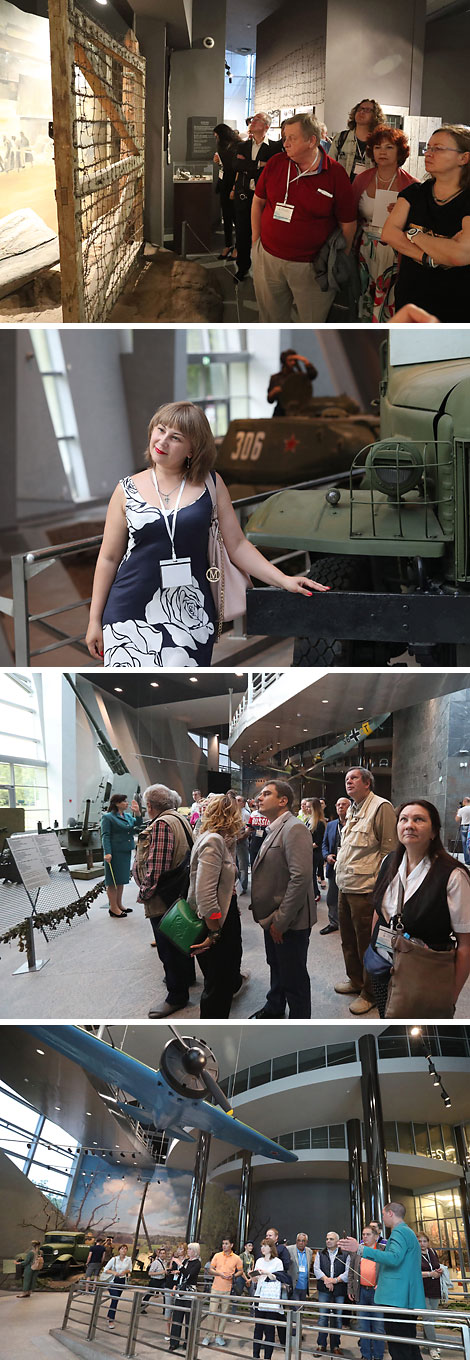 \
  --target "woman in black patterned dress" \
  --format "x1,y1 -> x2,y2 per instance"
86,402 -> 328,668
